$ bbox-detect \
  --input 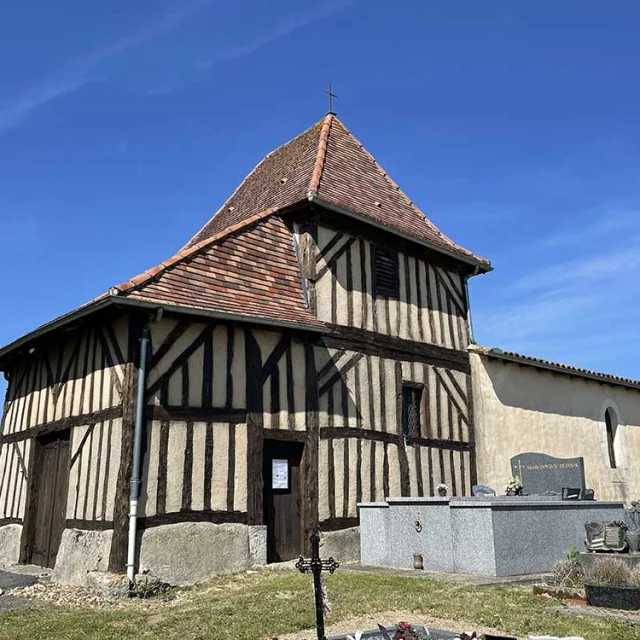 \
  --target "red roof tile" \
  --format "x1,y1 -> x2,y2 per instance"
187,114 -> 490,269
114,214 -> 323,329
